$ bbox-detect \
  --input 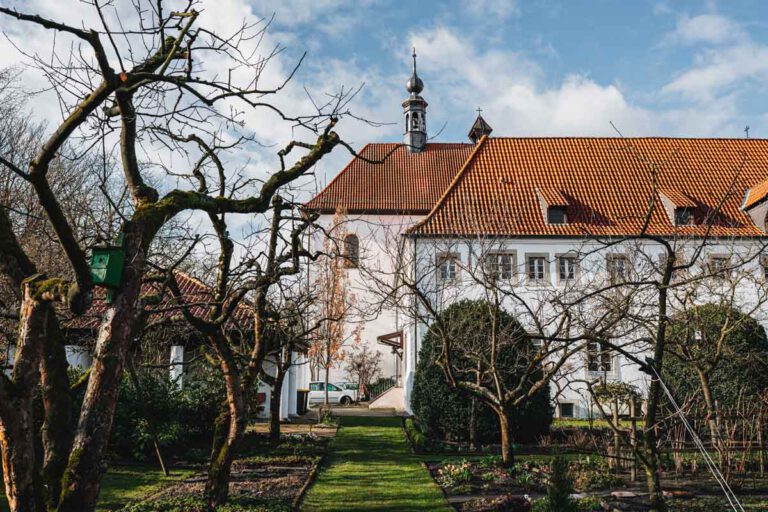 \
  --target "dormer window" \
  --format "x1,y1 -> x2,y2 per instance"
659,189 -> 697,227
548,207 -> 566,225
674,207 -> 693,226
536,188 -> 569,225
